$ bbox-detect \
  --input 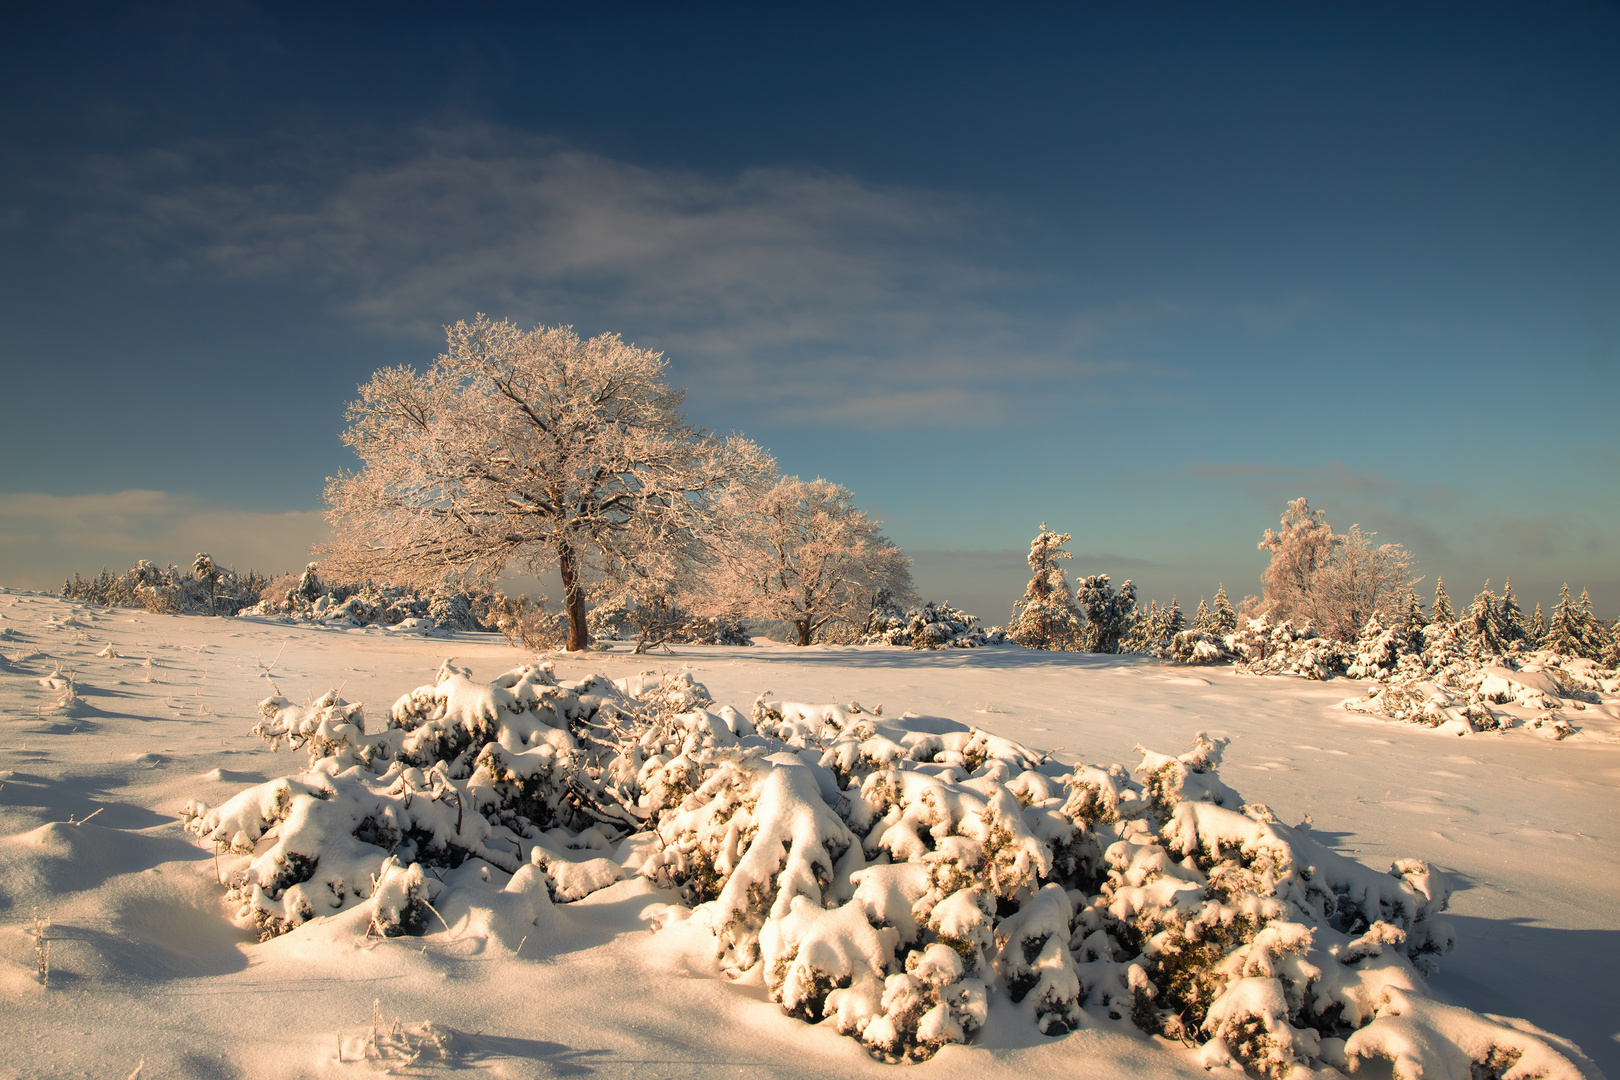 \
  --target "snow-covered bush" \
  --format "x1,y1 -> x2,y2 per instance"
588,595 -> 751,651
1167,628 -> 1230,665
1228,617 -> 1352,680
862,601 -> 1005,649
63,557 -> 271,616
238,568 -> 495,633
182,665 -> 1591,1074
488,593 -> 568,651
